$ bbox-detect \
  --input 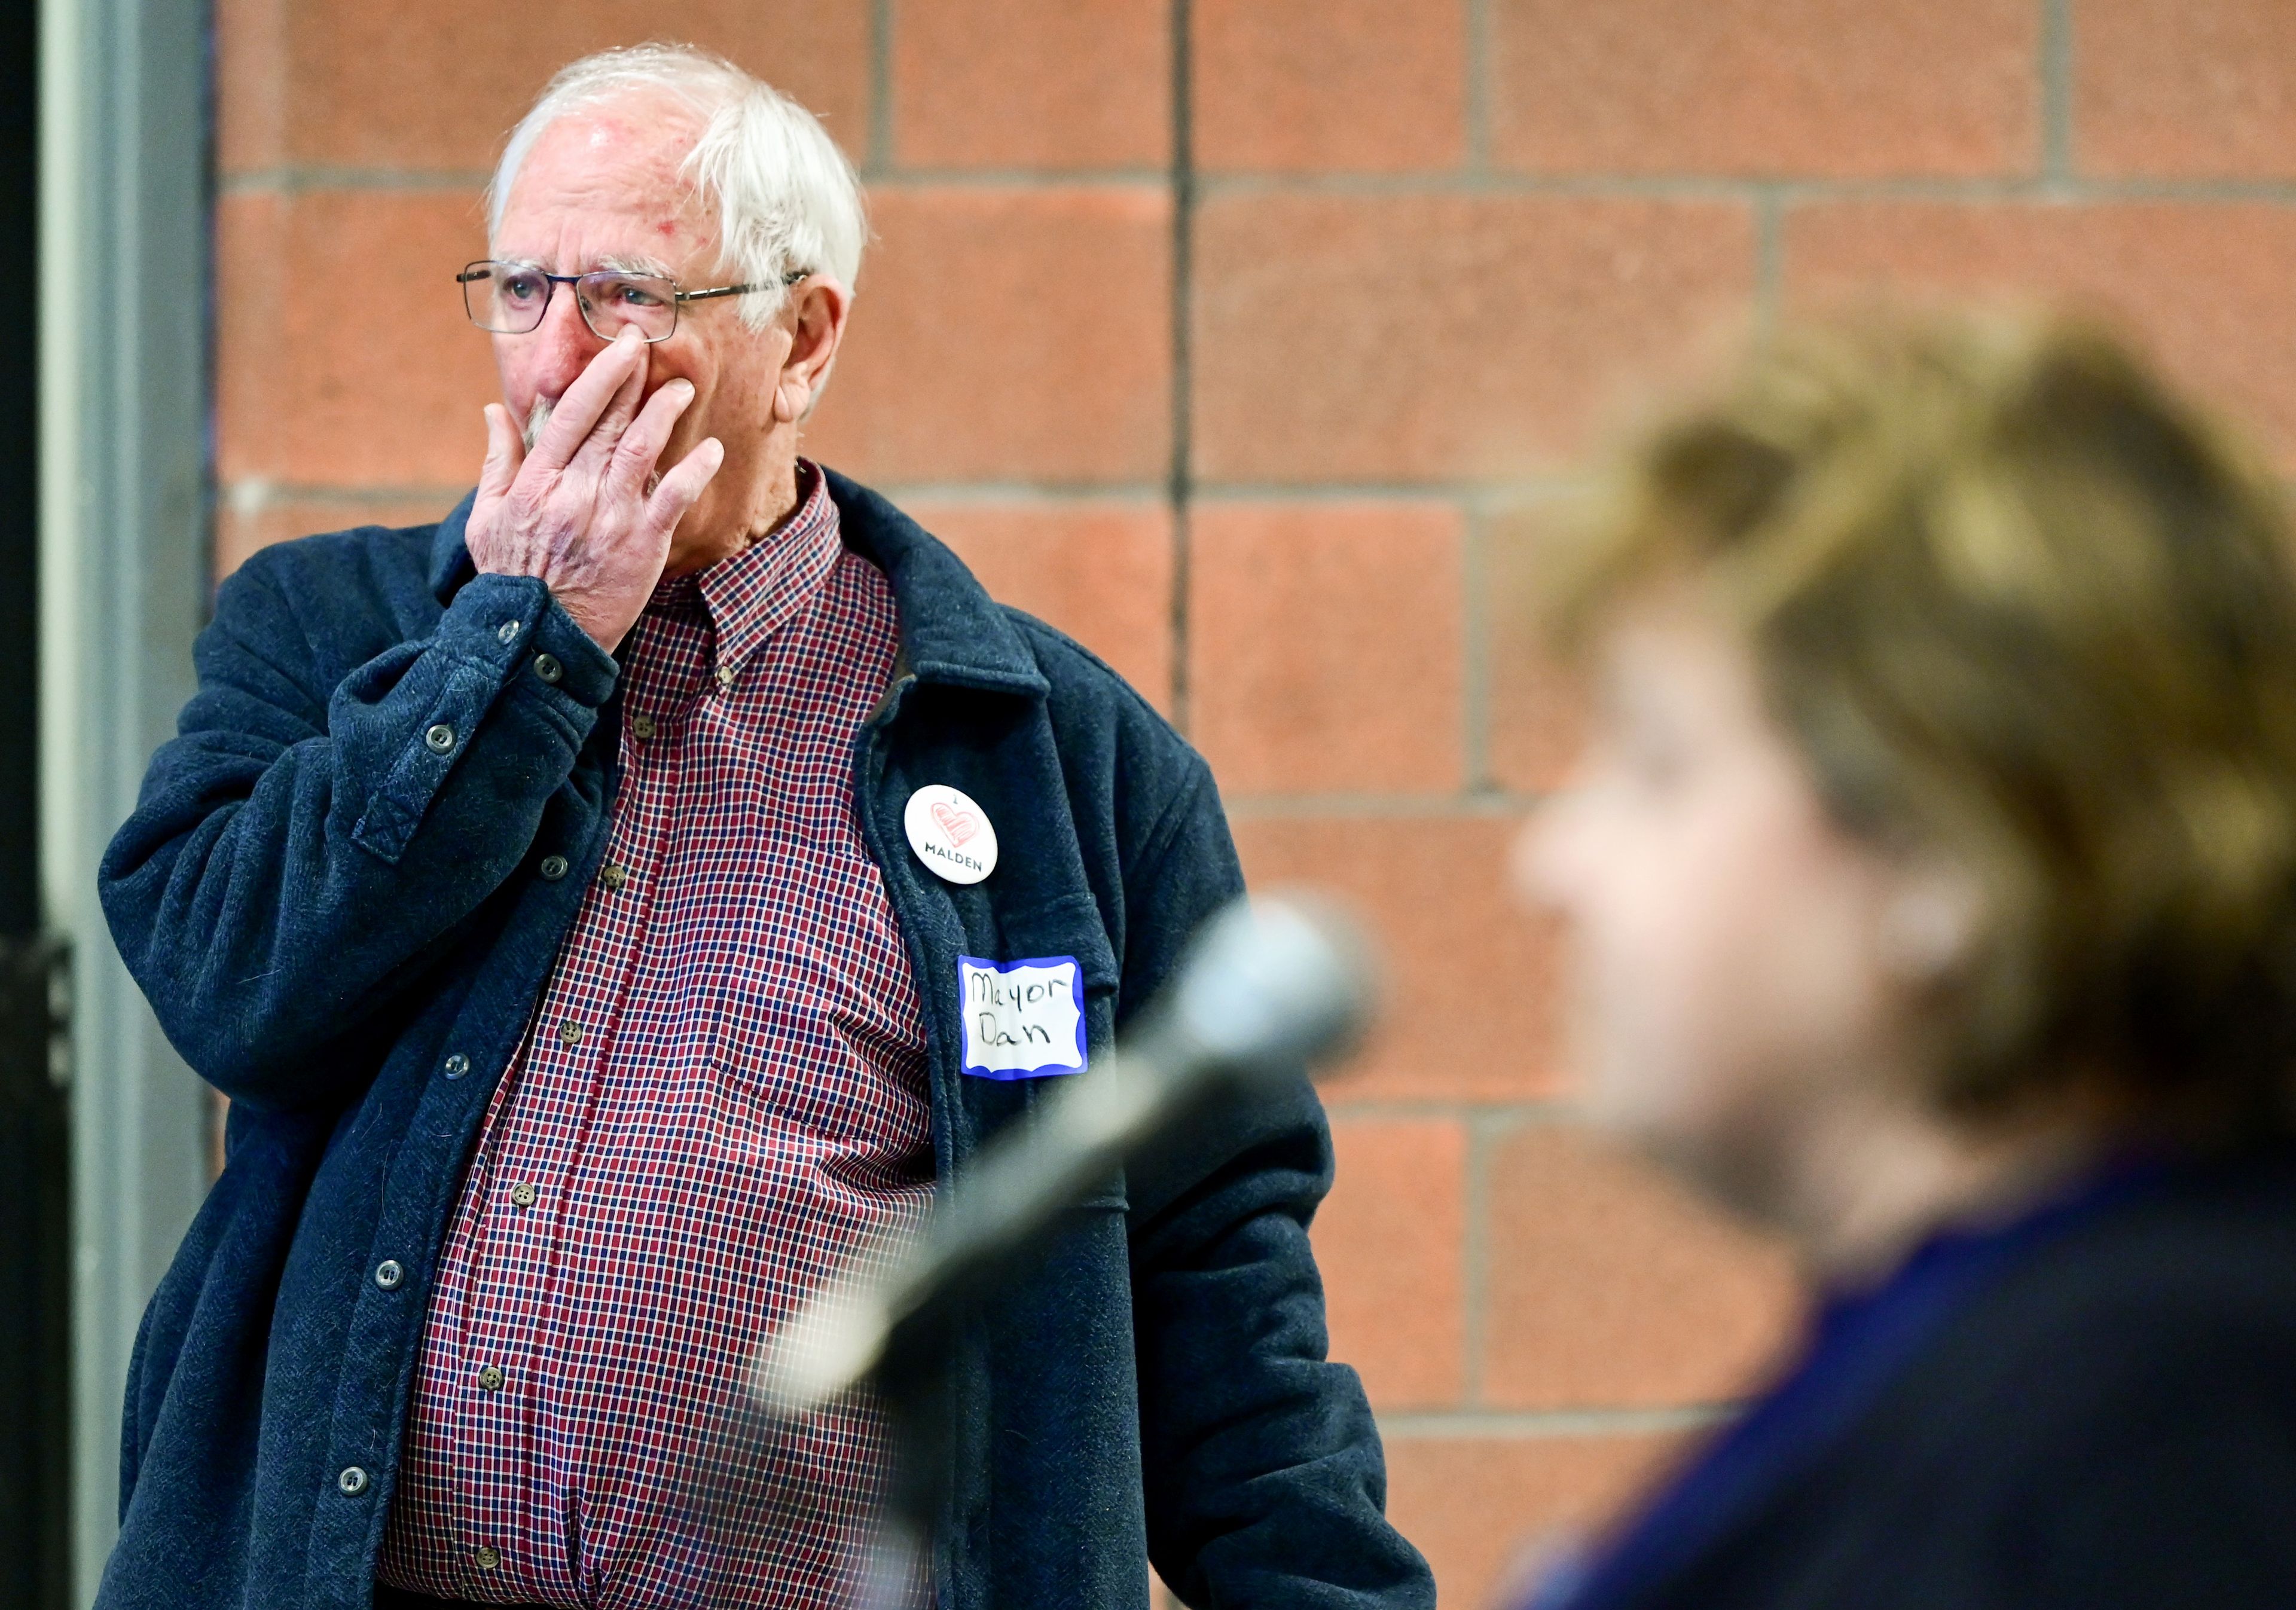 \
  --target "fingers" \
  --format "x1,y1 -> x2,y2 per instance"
607,377 -> 698,496
567,344 -> 649,478
475,403 -> 525,504
524,328 -> 649,475
643,436 -> 726,542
